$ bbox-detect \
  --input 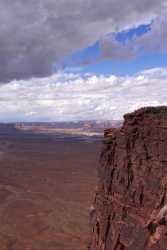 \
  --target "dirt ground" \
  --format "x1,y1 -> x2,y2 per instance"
0,132 -> 101,250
